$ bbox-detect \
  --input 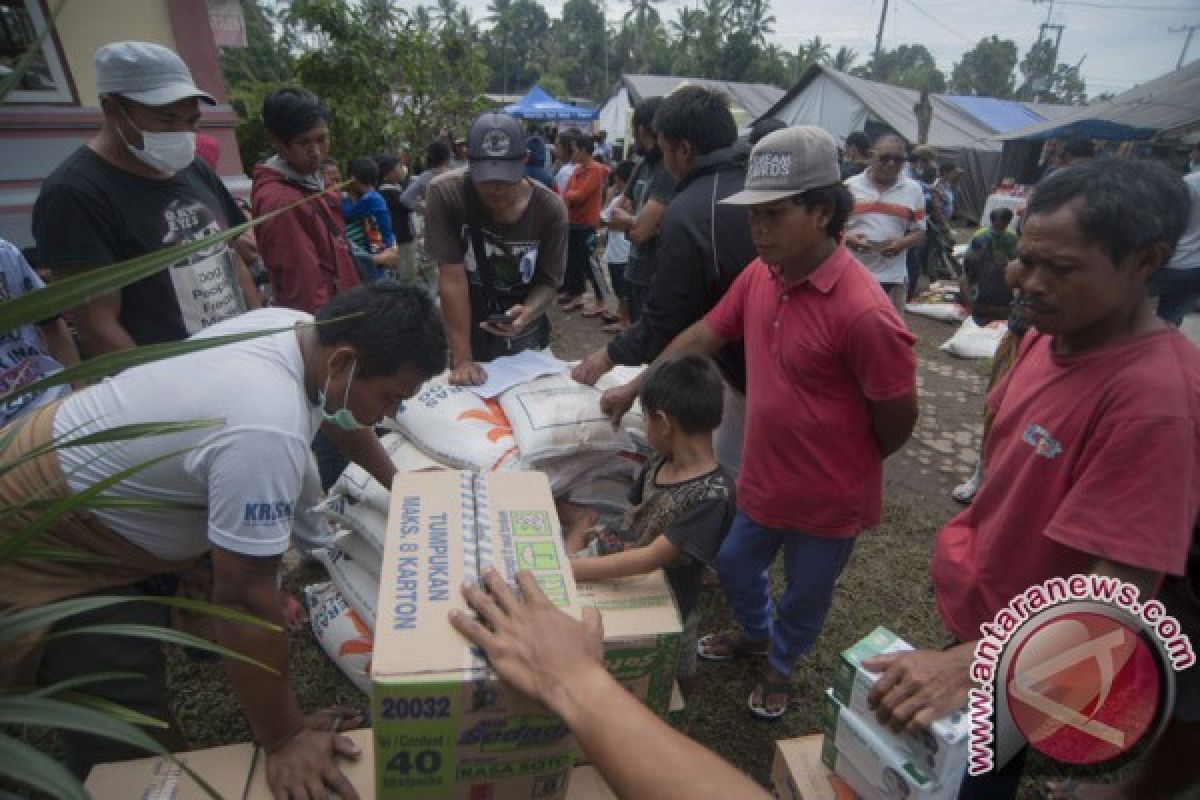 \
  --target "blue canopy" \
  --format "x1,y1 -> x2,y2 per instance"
504,86 -> 598,121
942,96 -> 1050,134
